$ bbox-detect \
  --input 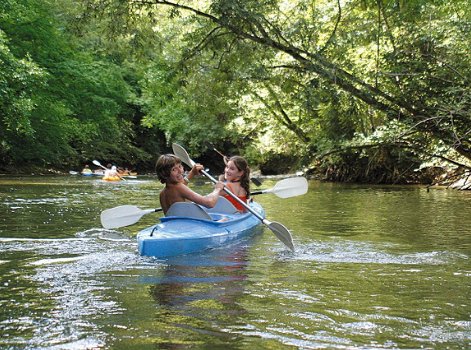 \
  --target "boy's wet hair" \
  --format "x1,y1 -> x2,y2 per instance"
155,154 -> 182,184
